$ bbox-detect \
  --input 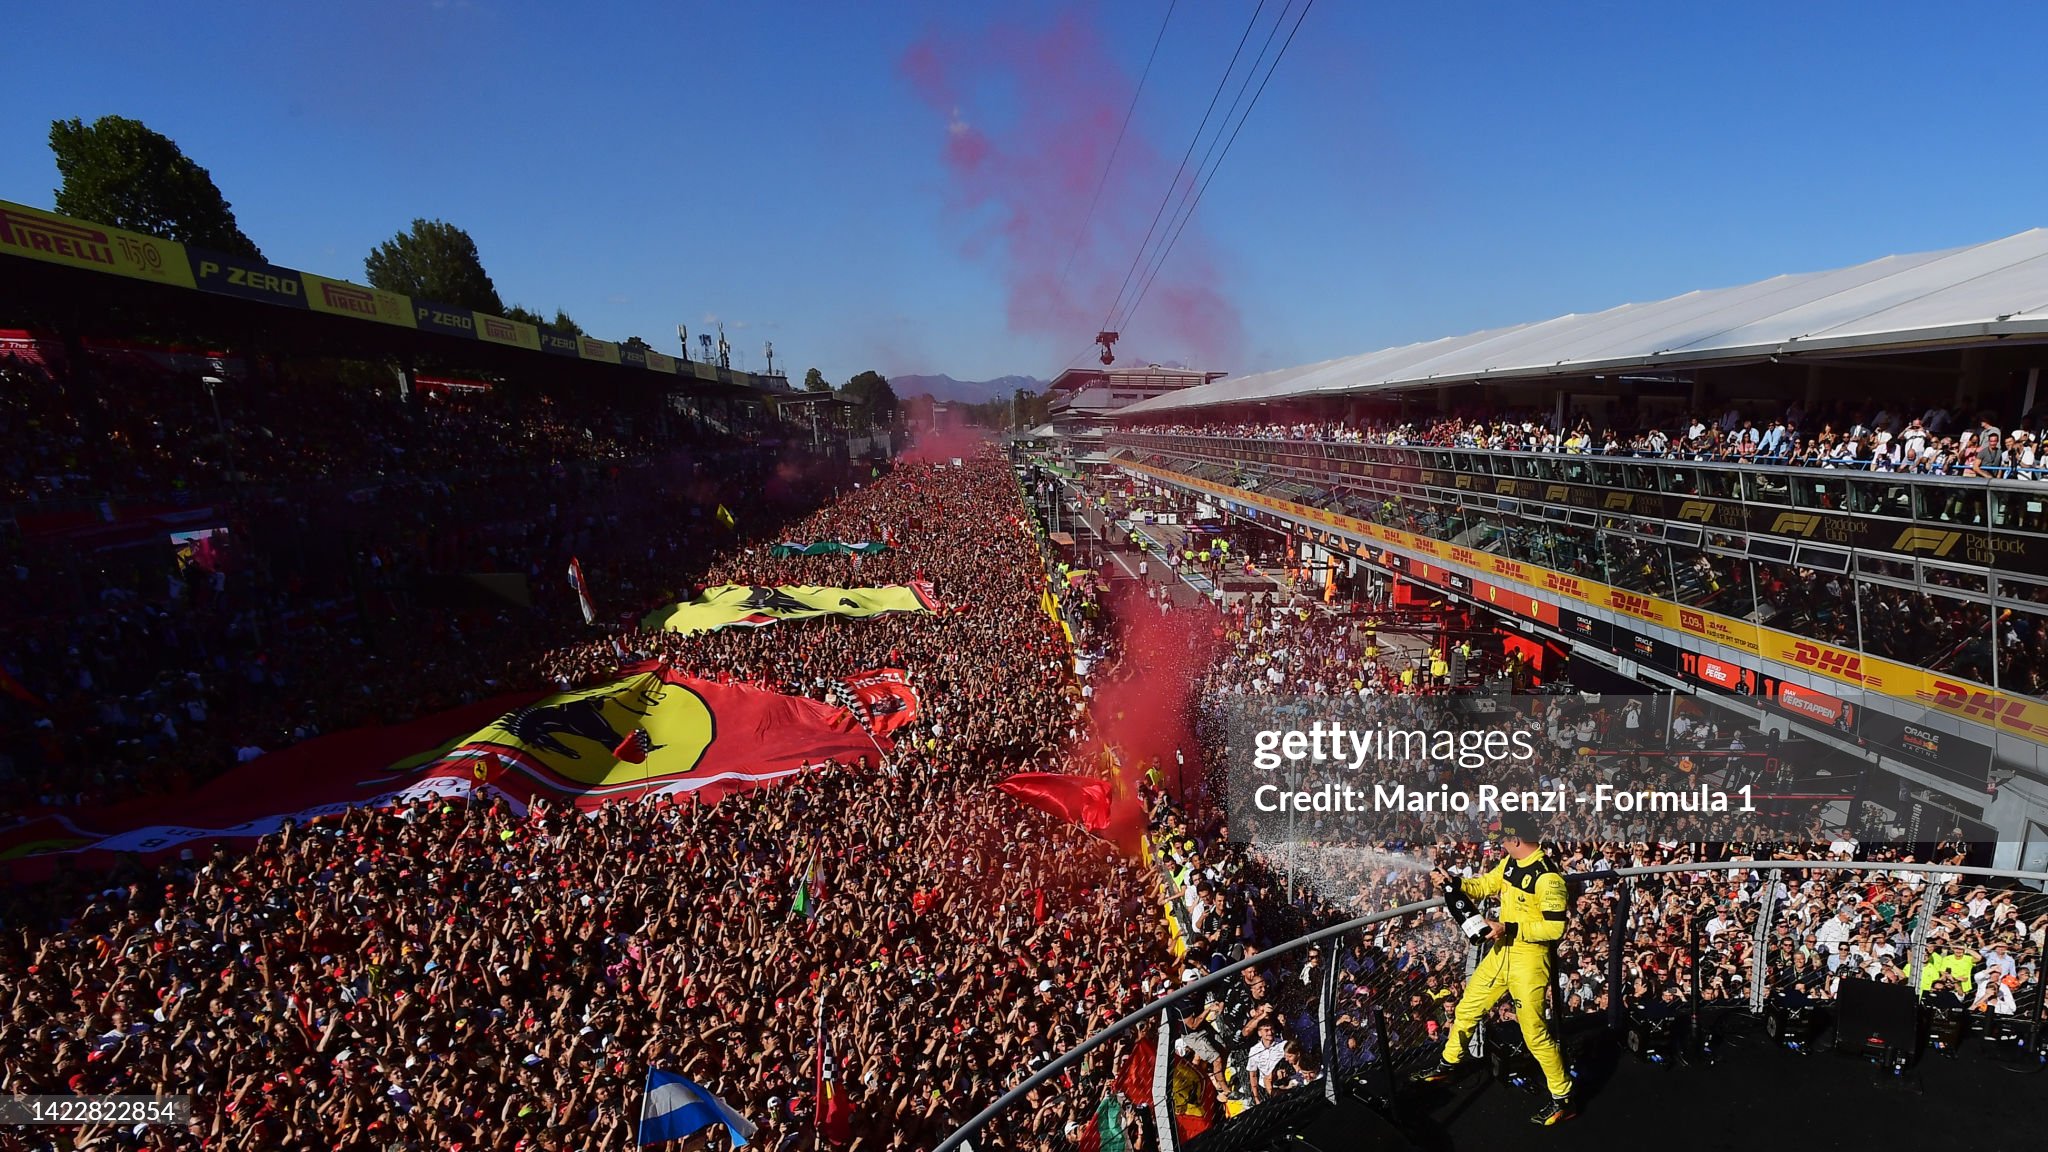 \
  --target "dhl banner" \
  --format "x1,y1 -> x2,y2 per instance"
302,272 -> 416,327
641,582 -> 937,634
0,197 -> 195,288
1130,460 -> 2048,748
0,196 -> 770,388
0,666 -> 881,870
